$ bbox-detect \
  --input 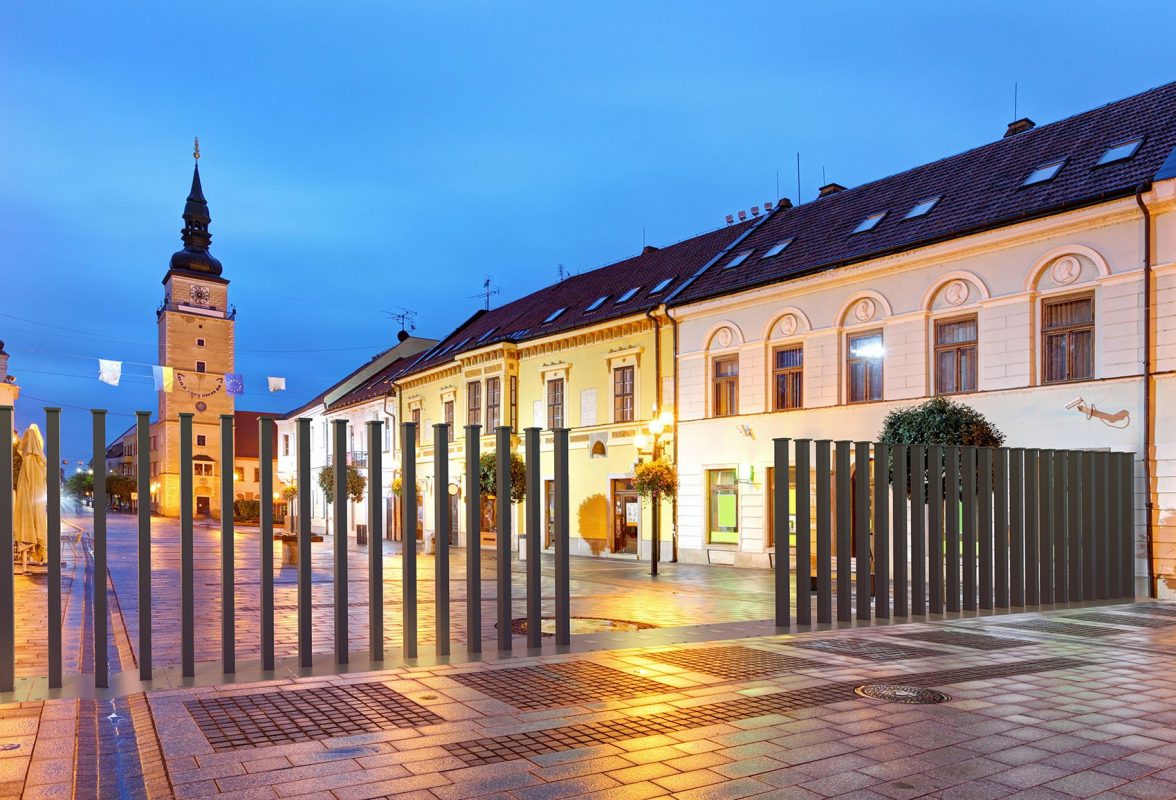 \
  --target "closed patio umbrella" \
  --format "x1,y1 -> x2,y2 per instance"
15,424 -> 47,564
